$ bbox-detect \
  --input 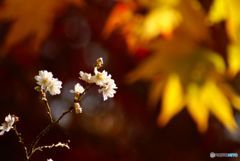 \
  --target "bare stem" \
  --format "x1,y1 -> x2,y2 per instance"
41,90 -> 53,123
13,126 -> 29,161
27,107 -> 73,160
31,141 -> 70,155
21,85 -> 90,160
